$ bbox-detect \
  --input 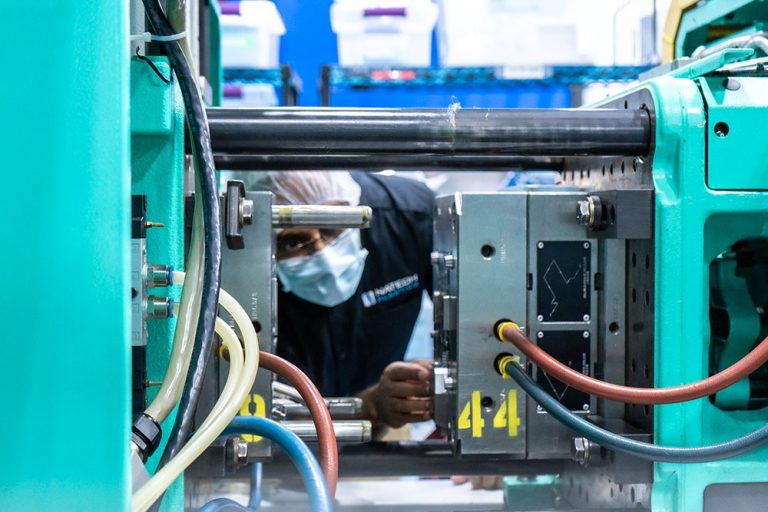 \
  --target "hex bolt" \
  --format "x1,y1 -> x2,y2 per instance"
240,198 -> 254,226
444,254 -> 456,268
571,437 -> 591,465
576,200 -> 592,226
235,437 -> 248,466
226,436 -> 249,469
